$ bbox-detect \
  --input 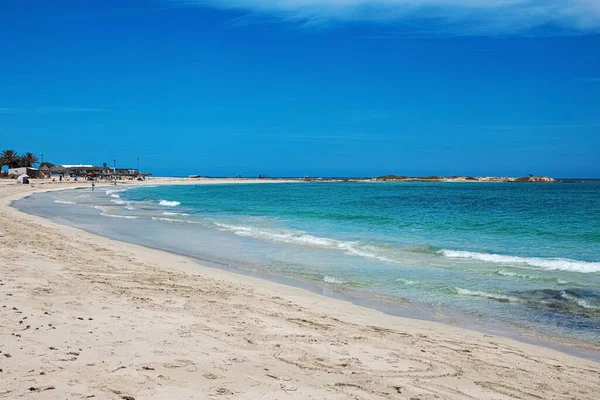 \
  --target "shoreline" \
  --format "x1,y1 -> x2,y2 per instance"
2,179 -> 600,398
13,182 -> 600,361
